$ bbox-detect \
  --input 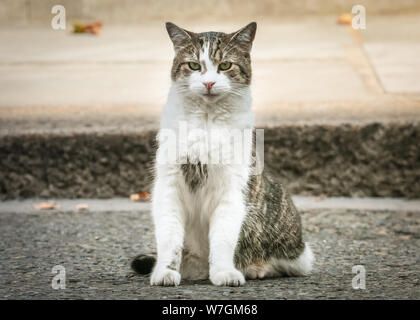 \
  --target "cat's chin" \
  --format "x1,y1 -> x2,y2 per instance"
203,93 -> 219,99
183,90 -> 229,103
